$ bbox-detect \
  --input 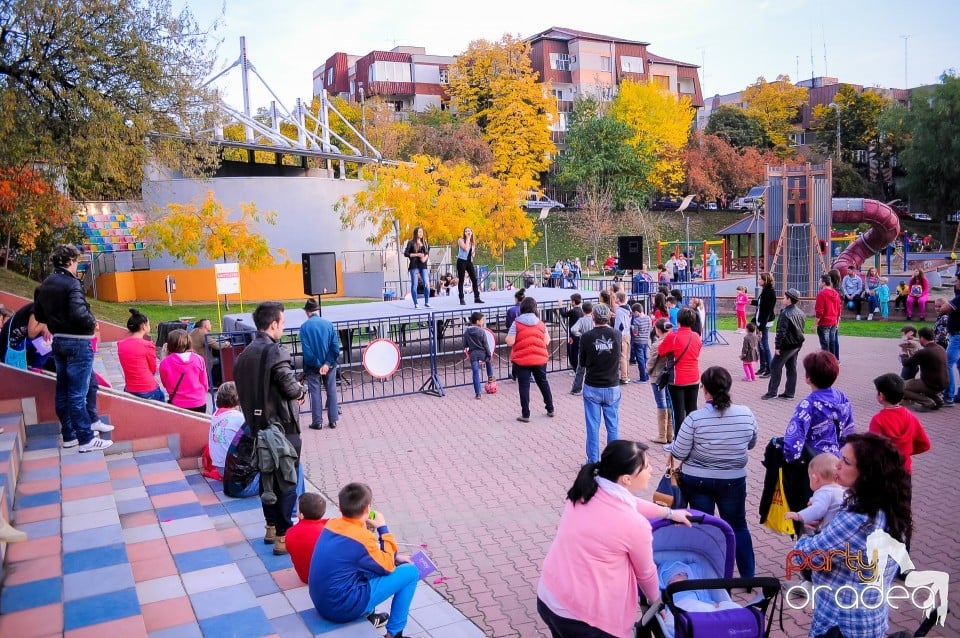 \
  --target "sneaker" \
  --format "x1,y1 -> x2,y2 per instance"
309,423 -> 322,430
942,399 -> 955,407
778,394 -> 795,399
475,299 -> 484,304
91,420 -> 115,432
547,410 -> 555,417
856,315 -> 862,320
619,379 -> 630,385
425,303 -> 431,308
757,371 -> 771,378
62,438 -> 79,448
569,390 -> 581,396
516,416 -> 530,423
761,393 -> 777,400
874,307 -> 880,313
867,313 -> 873,321
327,421 -> 337,429
476,393 -> 482,400
78,437 -> 114,453
459,299 -> 466,305
367,613 -> 390,629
